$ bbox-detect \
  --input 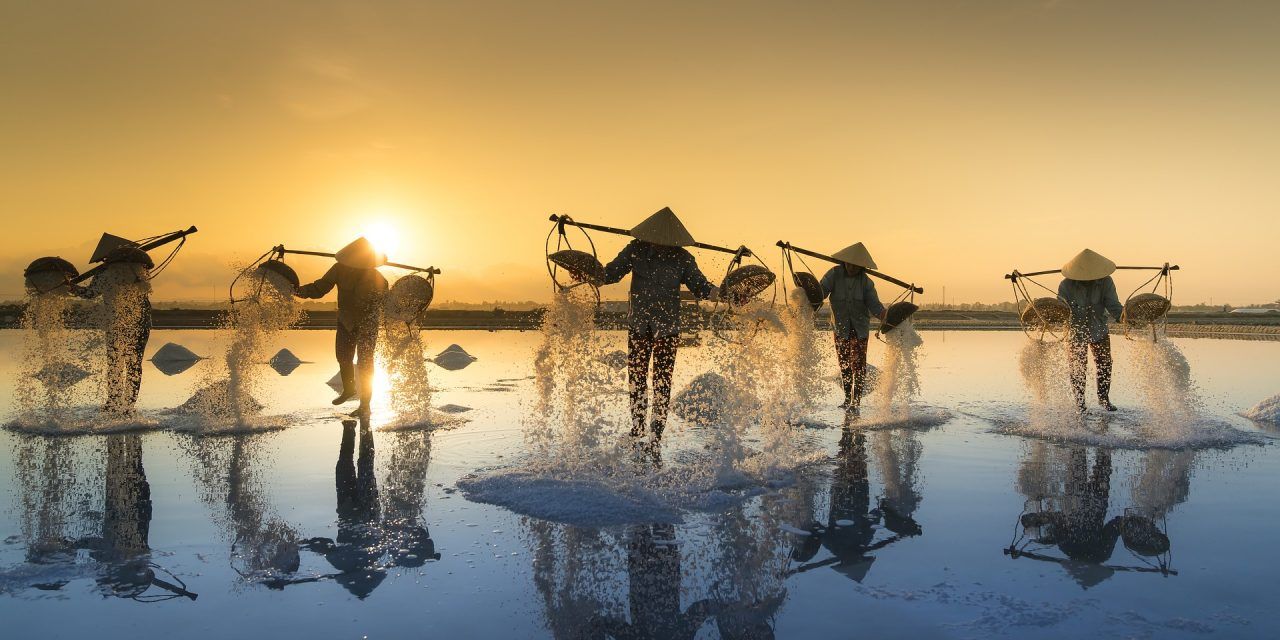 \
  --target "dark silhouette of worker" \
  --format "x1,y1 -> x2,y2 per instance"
301,419 -> 385,598
1058,249 -> 1124,413
818,243 -> 887,412
602,208 -> 719,441
295,237 -> 389,418
72,248 -> 155,415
